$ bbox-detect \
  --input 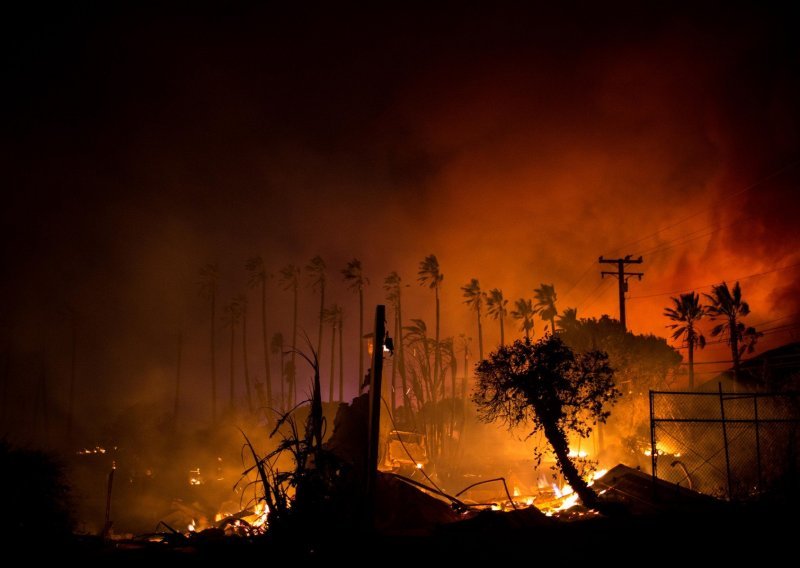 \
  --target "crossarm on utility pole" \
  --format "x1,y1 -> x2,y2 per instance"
598,255 -> 644,331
